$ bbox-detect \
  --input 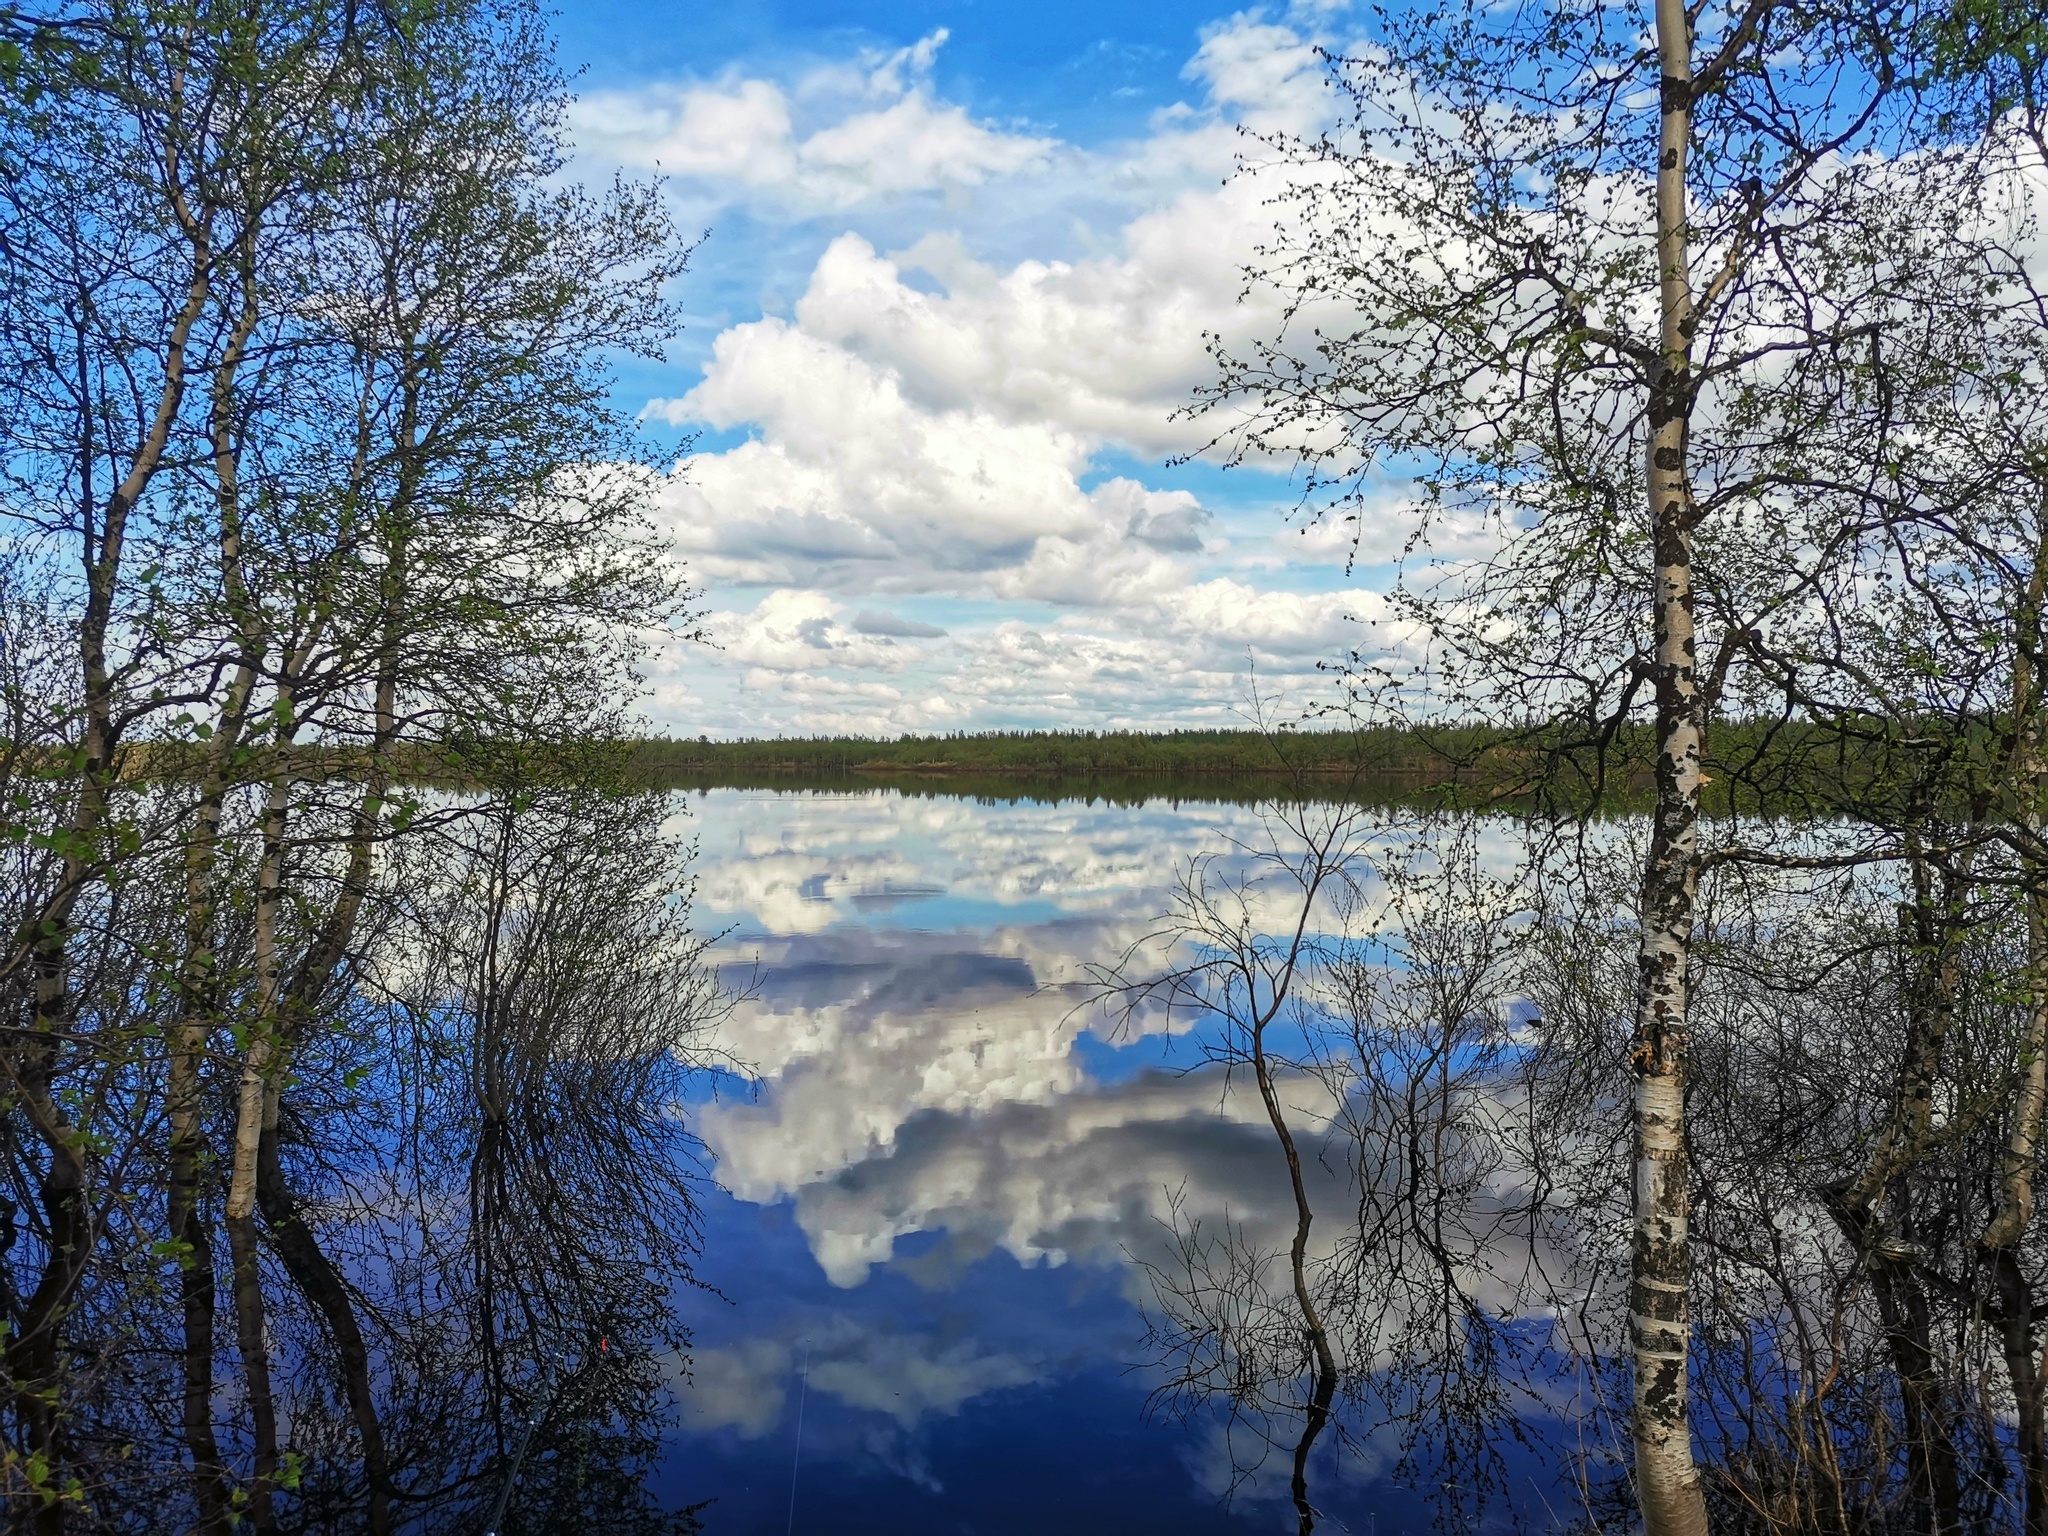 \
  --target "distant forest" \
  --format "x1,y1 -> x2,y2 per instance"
626,726 -> 1502,782
626,722 -> 1931,820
